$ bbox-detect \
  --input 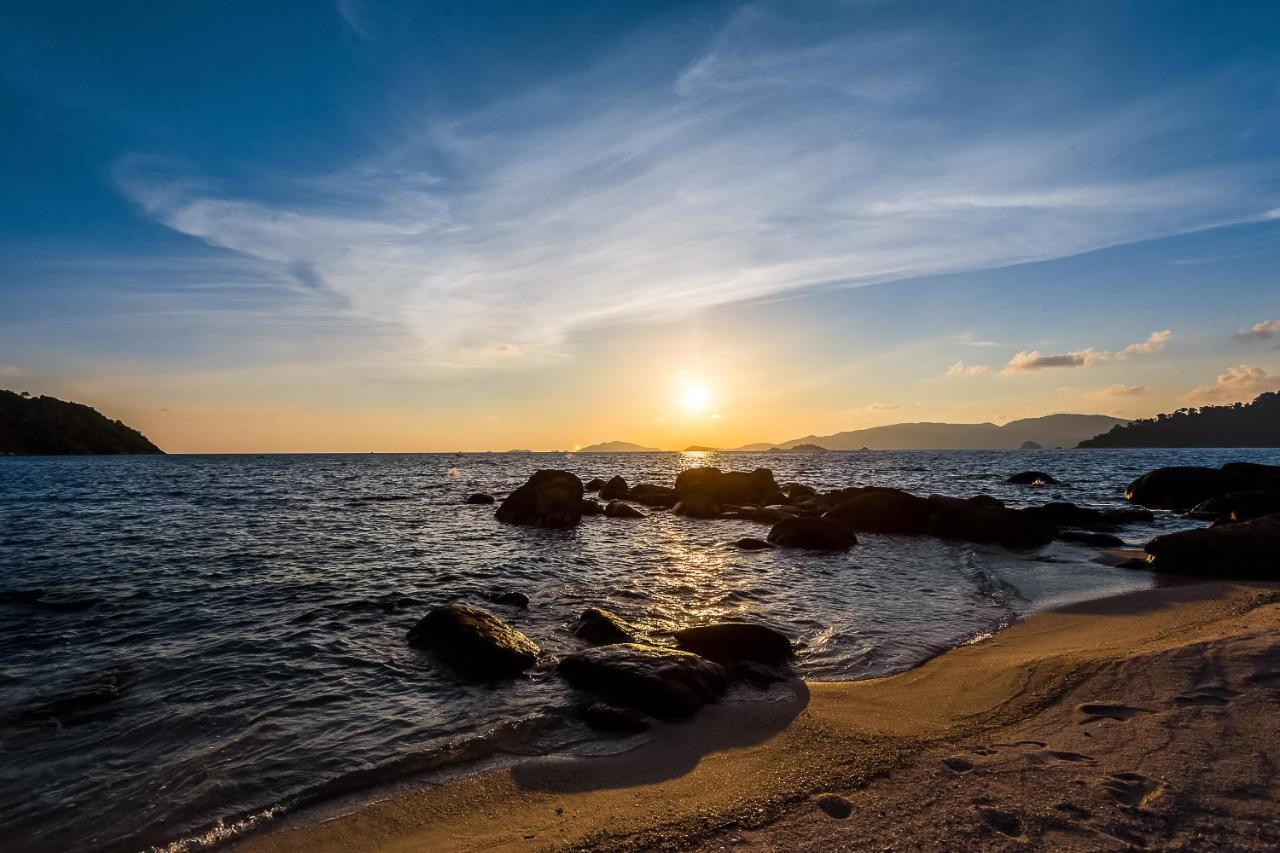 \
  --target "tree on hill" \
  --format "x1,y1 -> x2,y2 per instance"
0,390 -> 163,454
1078,392 -> 1280,448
